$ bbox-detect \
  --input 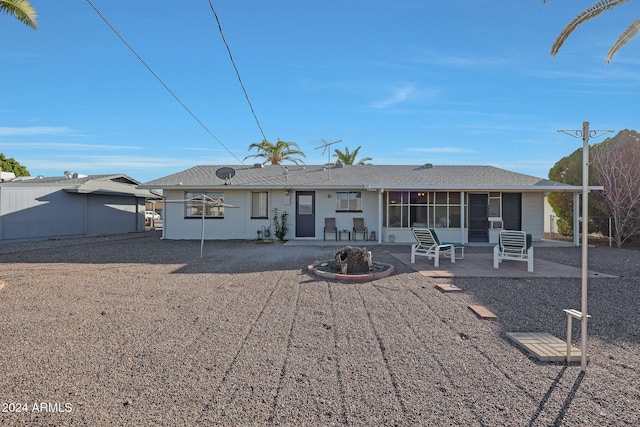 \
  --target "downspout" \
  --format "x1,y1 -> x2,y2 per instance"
378,189 -> 383,245
83,194 -> 88,235
161,196 -> 167,240
460,191 -> 465,243
573,192 -> 580,246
